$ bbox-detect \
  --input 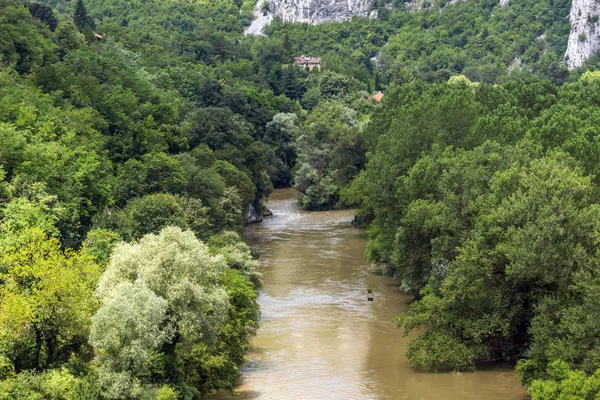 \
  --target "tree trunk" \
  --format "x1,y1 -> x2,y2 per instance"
34,327 -> 42,369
